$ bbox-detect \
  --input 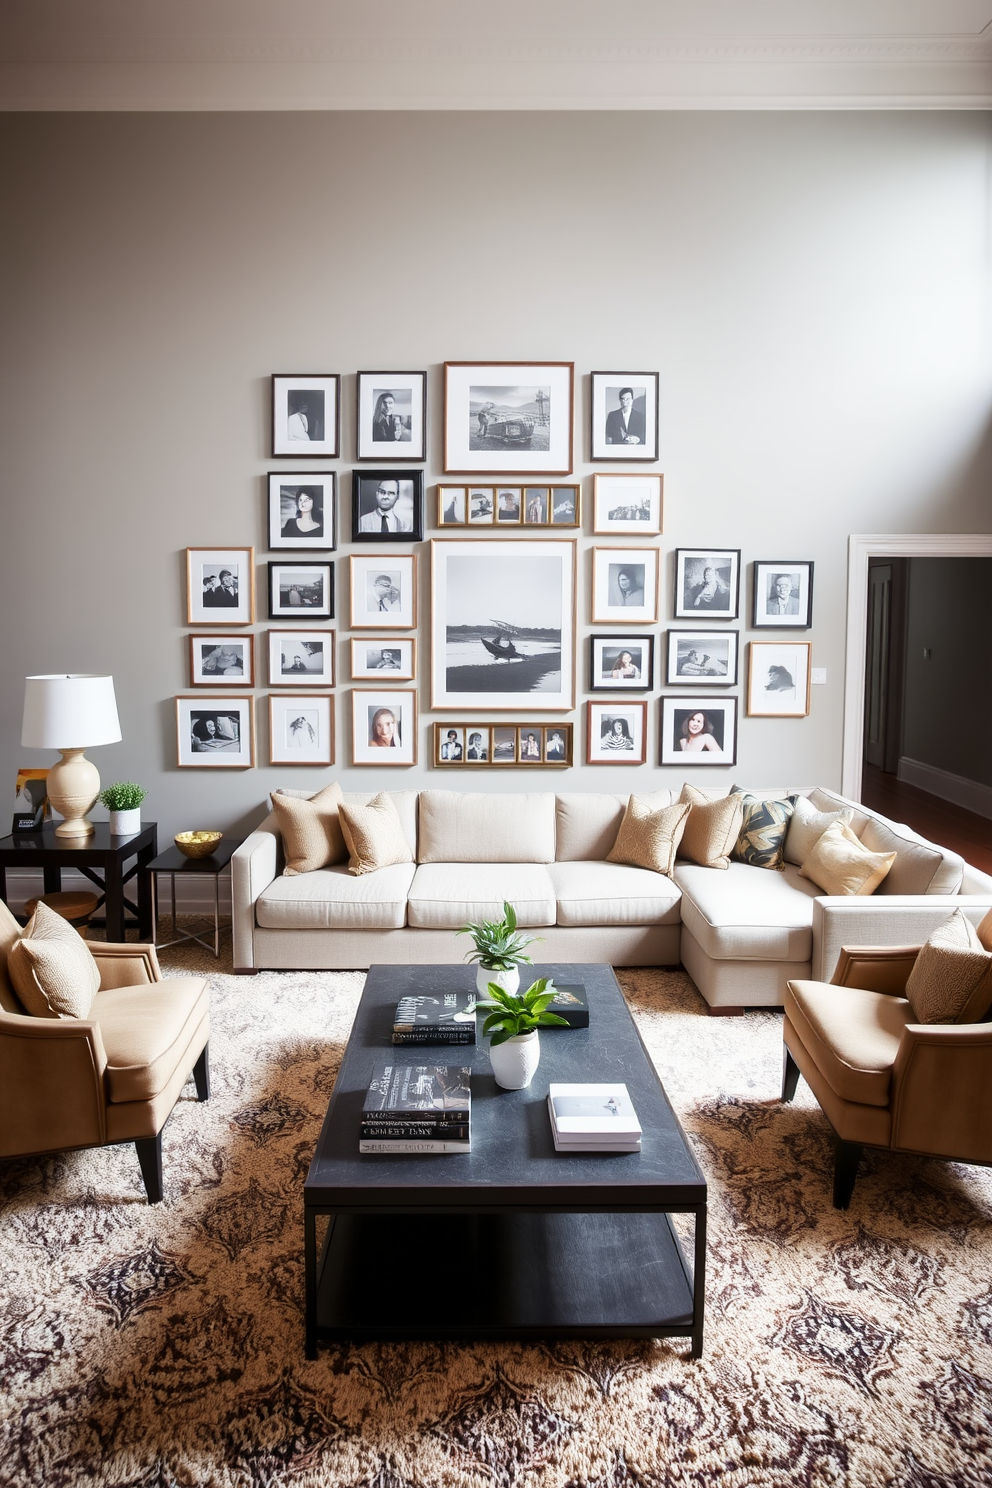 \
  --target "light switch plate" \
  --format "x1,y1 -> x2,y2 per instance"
811,668 -> 827,685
